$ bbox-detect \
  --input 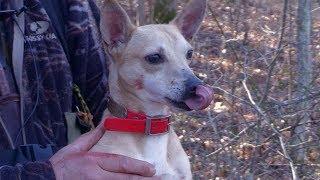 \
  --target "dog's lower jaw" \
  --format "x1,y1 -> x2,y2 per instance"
109,68 -> 171,117
110,88 -> 170,117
